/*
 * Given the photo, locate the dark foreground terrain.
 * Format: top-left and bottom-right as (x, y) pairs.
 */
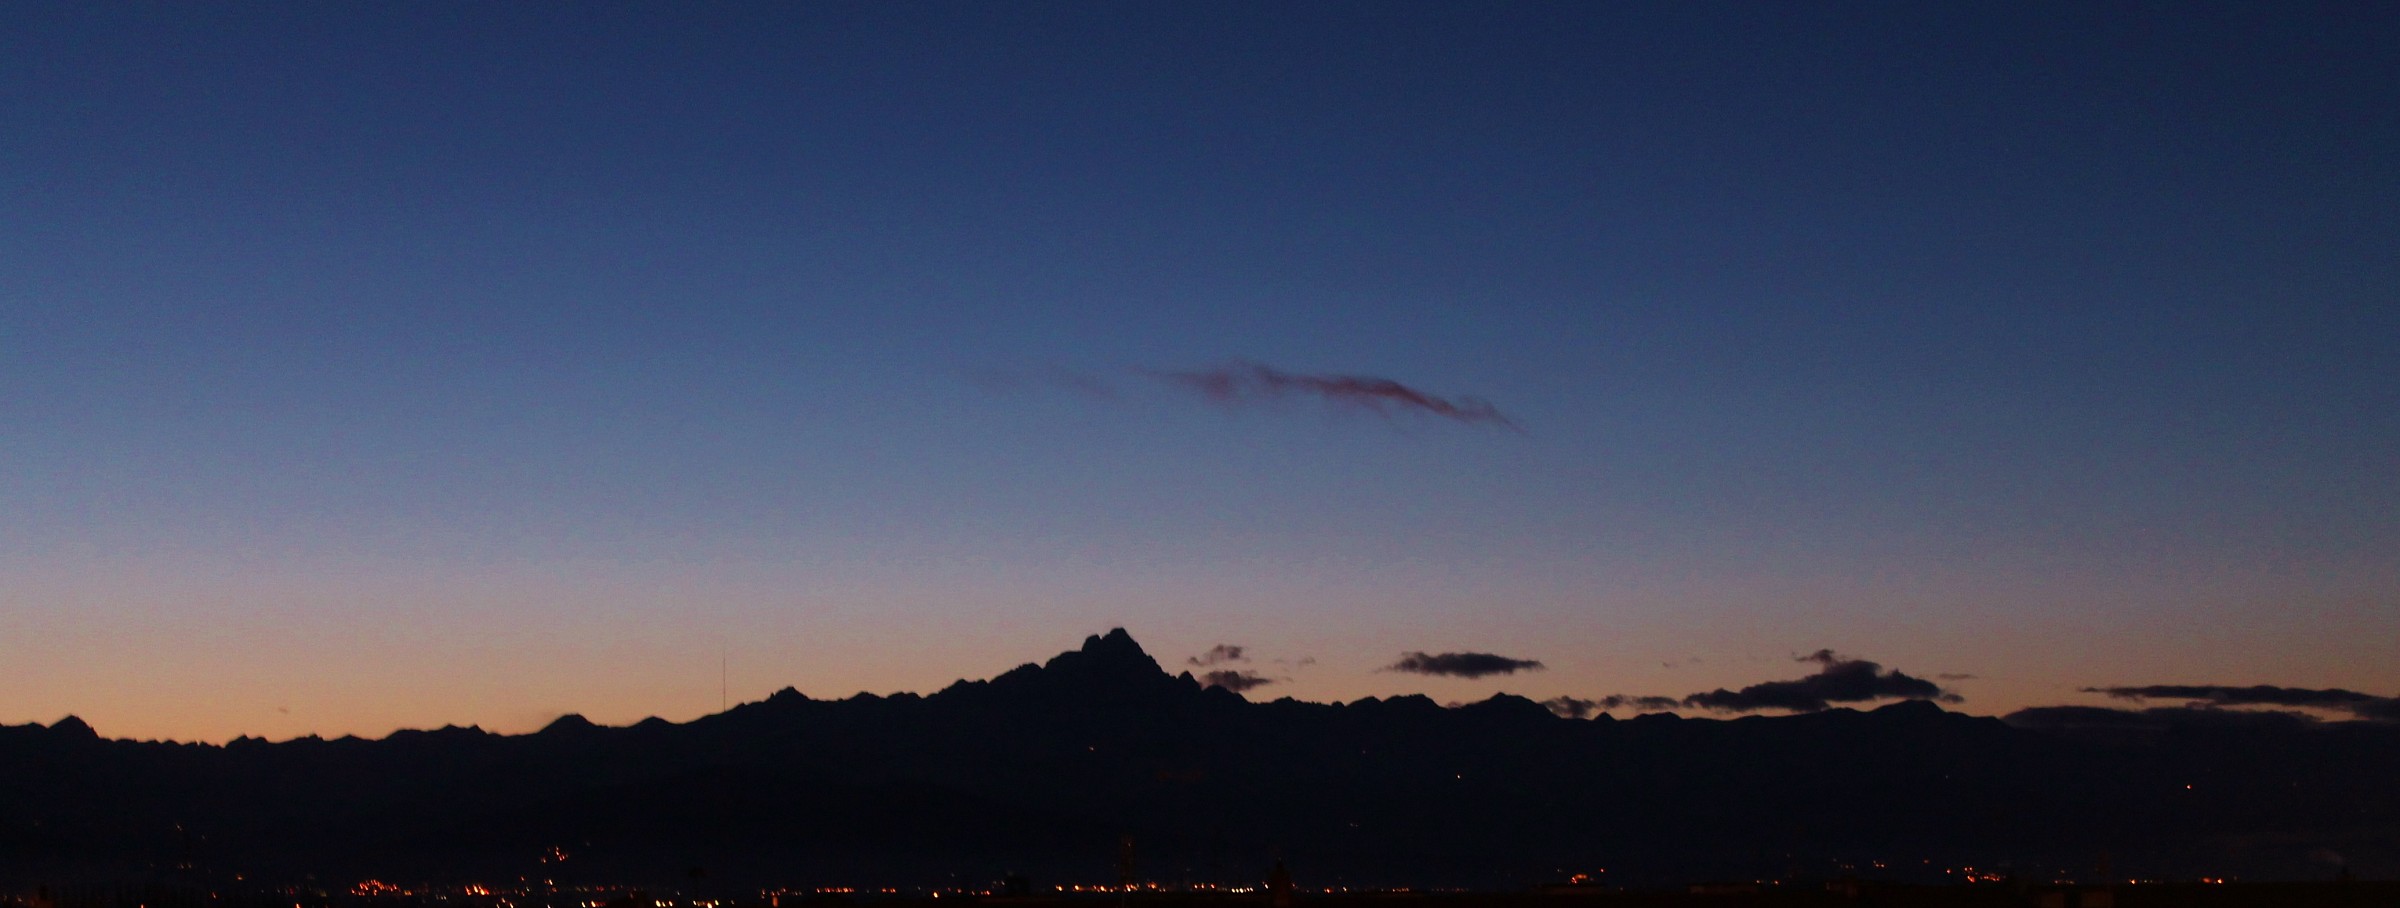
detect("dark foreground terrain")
(16, 885), (2400, 908)
(4, 631), (2397, 889)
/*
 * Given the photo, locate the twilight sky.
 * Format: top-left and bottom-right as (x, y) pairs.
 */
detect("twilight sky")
(4, 2), (2396, 743)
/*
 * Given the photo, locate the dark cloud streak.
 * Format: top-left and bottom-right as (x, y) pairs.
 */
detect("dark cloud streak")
(971, 360), (1517, 431)
(1158, 361), (1516, 428)
(1599, 694), (1685, 712)
(1384, 651), (1545, 679)
(2085, 684), (2400, 721)
(1188, 645), (1247, 667)
(1540, 696), (1598, 719)
(2004, 704), (2324, 733)
(2088, 684), (2382, 708)
(1199, 670), (1274, 693)
(1681, 650), (1956, 713)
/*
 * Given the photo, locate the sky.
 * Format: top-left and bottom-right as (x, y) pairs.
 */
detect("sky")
(4, 2), (2397, 743)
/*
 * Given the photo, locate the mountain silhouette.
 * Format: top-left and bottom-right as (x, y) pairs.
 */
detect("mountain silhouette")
(3, 630), (2397, 890)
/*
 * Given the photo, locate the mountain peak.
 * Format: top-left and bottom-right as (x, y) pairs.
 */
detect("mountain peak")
(973, 628), (1191, 705)
(49, 715), (96, 739)
(1080, 627), (1146, 659)
(1043, 627), (1164, 675)
(540, 713), (600, 735)
(1871, 698), (1949, 720)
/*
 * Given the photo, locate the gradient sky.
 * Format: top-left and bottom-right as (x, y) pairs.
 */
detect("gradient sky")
(5, 2), (2397, 743)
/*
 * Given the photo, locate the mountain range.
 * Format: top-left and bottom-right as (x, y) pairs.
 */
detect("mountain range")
(5, 630), (2396, 890)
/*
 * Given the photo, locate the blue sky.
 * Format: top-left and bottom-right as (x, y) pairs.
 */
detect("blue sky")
(4, 2), (2396, 741)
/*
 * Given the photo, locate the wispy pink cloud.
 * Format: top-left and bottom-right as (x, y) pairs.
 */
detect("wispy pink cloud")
(1156, 360), (1516, 428)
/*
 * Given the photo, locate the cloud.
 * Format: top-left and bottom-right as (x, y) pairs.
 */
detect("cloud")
(1597, 694), (1685, 712)
(2004, 704), (2322, 733)
(1384, 651), (1546, 679)
(1188, 645), (1247, 667)
(1199, 670), (1275, 693)
(2088, 684), (2378, 708)
(1680, 650), (1957, 713)
(1543, 695), (1690, 718)
(972, 360), (1517, 431)
(1999, 705), (2164, 732)
(1540, 696), (1599, 719)
(1156, 360), (1516, 428)
(2357, 698), (2400, 722)
(2083, 684), (2400, 721)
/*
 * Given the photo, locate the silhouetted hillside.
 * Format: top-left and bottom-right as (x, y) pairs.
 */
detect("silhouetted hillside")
(4, 630), (2396, 890)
